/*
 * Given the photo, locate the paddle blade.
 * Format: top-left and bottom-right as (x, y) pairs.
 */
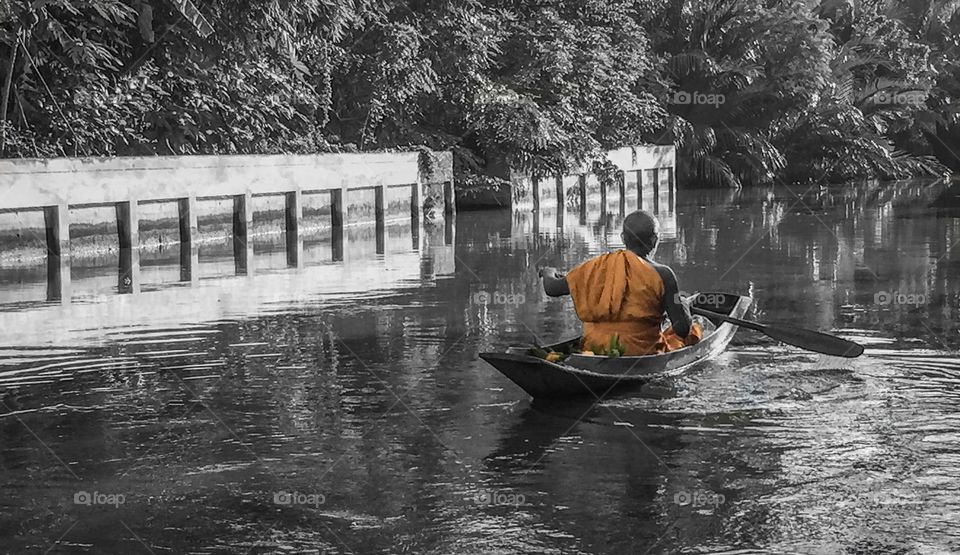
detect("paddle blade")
(763, 323), (864, 358)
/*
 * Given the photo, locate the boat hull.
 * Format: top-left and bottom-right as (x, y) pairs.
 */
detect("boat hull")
(479, 292), (751, 399)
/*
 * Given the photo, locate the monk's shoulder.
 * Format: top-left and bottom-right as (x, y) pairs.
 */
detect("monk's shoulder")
(571, 252), (610, 273)
(644, 259), (679, 291)
(566, 254), (599, 285)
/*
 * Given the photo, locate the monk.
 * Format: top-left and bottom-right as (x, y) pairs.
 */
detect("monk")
(539, 210), (702, 356)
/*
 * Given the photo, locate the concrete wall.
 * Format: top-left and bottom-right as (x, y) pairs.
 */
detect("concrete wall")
(460, 144), (676, 209)
(511, 145), (676, 213)
(0, 151), (452, 209)
(0, 150), (455, 303)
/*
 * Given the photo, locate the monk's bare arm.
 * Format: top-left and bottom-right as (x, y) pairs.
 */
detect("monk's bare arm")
(651, 263), (693, 338)
(539, 267), (570, 297)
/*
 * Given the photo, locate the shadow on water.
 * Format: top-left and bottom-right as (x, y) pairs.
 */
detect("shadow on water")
(484, 396), (691, 472)
(483, 399), (599, 472)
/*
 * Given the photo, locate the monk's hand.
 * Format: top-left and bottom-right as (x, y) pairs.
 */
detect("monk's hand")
(540, 267), (564, 280)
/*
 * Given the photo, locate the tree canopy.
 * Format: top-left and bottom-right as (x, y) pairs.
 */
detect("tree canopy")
(1, 0), (957, 187)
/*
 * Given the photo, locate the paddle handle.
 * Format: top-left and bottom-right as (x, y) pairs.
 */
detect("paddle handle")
(690, 306), (765, 332)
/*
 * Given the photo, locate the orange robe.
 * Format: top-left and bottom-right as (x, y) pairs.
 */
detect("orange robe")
(565, 250), (702, 356)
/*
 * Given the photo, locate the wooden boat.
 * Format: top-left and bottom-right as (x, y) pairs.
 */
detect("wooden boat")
(479, 292), (752, 399)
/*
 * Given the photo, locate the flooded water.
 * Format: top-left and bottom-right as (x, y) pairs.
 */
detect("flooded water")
(1, 181), (959, 554)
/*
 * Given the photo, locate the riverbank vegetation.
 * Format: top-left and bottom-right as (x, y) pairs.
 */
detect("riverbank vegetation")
(0, 0), (957, 187)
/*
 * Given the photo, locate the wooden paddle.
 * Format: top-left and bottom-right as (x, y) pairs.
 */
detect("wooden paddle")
(690, 307), (865, 358)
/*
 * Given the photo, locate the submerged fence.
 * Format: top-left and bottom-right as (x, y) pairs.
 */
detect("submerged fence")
(465, 145), (677, 220)
(519, 145), (676, 221)
(0, 151), (454, 302)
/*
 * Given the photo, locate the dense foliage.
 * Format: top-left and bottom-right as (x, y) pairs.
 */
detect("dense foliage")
(0, 0), (957, 187)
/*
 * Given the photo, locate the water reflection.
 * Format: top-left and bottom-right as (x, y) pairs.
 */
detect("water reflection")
(1, 180), (959, 554)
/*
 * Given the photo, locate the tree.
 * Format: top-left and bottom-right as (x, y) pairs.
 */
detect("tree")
(0, 0), (955, 186)
(645, 0), (821, 187)
(780, 0), (949, 182)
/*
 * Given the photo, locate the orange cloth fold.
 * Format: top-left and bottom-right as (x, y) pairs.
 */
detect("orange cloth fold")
(565, 250), (702, 356)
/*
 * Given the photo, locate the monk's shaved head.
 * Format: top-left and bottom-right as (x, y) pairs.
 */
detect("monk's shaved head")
(622, 210), (659, 256)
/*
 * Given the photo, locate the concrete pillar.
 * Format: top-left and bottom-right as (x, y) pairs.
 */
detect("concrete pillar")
(555, 175), (565, 228)
(410, 182), (421, 250)
(652, 168), (660, 214)
(285, 190), (302, 268)
(532, 203), (540, 238)
(636, 170), (644, 210)
(531, 177), (540, 212)
(443, 180), (454, 216)
(617, 170), (626, 216)
(43, 204), (70, 303)
(115, 200), (140, 294)
(330, 188), (344, 262)
(177, 196), (198, 283)
(444, 210), (454, 246)
(233, 192), (253, 275)
(599, 174), (607, 217)
(667, 167), (675, 213)
(578, 174), (587, 224)
(443, 180), (455, 245)
(374, 185), (385, 255)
